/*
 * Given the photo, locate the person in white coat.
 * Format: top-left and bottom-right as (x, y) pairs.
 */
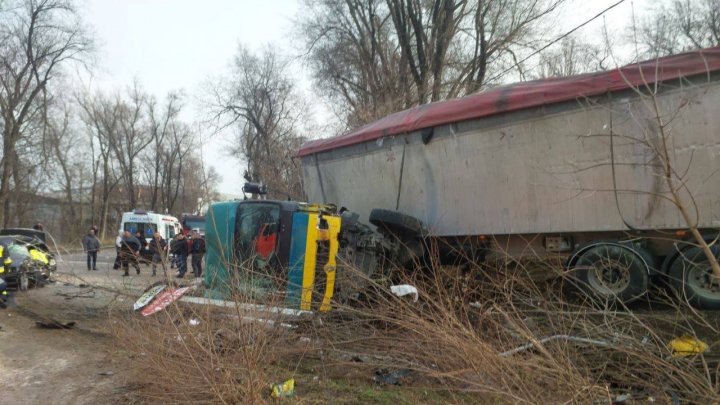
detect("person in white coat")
(112, 230), (123, 270)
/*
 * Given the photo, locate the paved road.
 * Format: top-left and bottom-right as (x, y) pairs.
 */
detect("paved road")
(55, 249), (181, 296)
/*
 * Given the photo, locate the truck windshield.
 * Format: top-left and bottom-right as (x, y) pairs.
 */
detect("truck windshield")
(234, 203), (280, 266)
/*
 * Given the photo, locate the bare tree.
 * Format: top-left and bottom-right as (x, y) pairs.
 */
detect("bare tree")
(533, 37), (610, 78)
(45, 99), (89, 240)
(300, 0), (410, 128)
(78, 91), (123, 239)
(0, 0), (92, 226)
(146, 92), (183, 211)
(638, 0), (720, 58)
(159, 120), (194, 212)
(109, 83), (153, 209)
(208, 46), (306, 200)
(299, 0), (566, 126)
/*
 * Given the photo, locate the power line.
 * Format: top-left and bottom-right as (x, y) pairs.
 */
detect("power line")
(485, 0), (627, 84)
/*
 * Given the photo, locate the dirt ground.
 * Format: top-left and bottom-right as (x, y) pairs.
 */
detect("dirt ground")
(0, 249), (167, 404)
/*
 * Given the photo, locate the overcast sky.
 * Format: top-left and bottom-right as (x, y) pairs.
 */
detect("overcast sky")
(78, 0), (648, 196)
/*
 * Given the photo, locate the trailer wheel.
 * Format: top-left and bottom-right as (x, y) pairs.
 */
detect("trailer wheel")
(572, 244), (649, 304)
(668, 245), (720, 309)
(369, 209), (425, 237)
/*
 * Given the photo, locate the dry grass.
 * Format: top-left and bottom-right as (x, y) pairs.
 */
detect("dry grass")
(112, 250), (720, 404)
(112, 284), (313, 404)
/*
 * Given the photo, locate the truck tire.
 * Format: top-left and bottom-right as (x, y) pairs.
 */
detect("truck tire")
(572, 244), (649, 304)
(369, 209), (425, 237)
(668, 245), (720, 309)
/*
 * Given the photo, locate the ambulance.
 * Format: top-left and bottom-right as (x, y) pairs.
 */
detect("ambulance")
(120, 210), (182, 257)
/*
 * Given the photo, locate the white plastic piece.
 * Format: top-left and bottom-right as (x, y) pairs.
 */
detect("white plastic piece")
(390, 284), (419, 302)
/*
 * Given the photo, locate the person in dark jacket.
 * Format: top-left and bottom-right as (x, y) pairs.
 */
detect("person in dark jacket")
(135, 230), (148, 264)
(149, 232), (167, 277)
(82, 228), (101, 271)
(120, 230), (141, 276)
(171, 233), (189, 278)
(190, 229), (206, 278)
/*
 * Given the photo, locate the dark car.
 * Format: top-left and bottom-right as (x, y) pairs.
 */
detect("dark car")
(0, 236), (46, 290)
(0, 228), (56, 273)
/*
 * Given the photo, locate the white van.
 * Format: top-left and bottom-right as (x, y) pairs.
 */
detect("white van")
(120, 210), (181, 253)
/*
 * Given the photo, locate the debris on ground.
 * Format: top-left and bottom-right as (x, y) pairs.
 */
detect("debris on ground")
(57, 290), (95, 300)
(189, 318), (200, 326)
(669, 335), (708, 357)
(373, 369), (412, 385)
(390, 284), (419, 302)
(35, 320), (76, 329)
(98, 371), (114, 376)
(140, 286), (191, 316)
(270, 378), (295, 398)
(133, 284), (166, 311)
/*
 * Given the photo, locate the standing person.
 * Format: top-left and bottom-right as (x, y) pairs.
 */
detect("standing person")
(149, 232), (167, 277)
(112, 230), (123, 270)
(190, 229), (206, 278)
(135, 230), (148, 265)
(120, 230), (141, 277)
(82, 228), (101, 271)
(171, 233), (189, 278)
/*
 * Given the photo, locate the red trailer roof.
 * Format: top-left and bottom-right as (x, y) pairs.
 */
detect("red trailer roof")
(298, 46), (720, 157)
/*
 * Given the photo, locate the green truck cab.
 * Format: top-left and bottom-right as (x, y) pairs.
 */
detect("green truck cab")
(204, 199), (344, 311)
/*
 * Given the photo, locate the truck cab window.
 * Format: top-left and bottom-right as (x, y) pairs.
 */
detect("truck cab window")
(234, 203), (280, 270)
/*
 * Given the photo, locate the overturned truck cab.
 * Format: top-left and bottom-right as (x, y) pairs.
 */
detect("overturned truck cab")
(204, 200), (403, 311)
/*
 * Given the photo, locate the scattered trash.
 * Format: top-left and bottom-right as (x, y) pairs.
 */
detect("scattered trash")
(350, 355), (363, 363)
(78, 284), (89, 288)
(270, 378), (295, 398)
(669, 335), (708, 357)
(390, 284), (418, 302)
(189, 318), (200, 326)
(98, 371), (114, 376)
(613, 393), (630, 403)
(373, 368), (411, 385)
(35, 320), (76, 329)
(299, 336), (311, 343)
